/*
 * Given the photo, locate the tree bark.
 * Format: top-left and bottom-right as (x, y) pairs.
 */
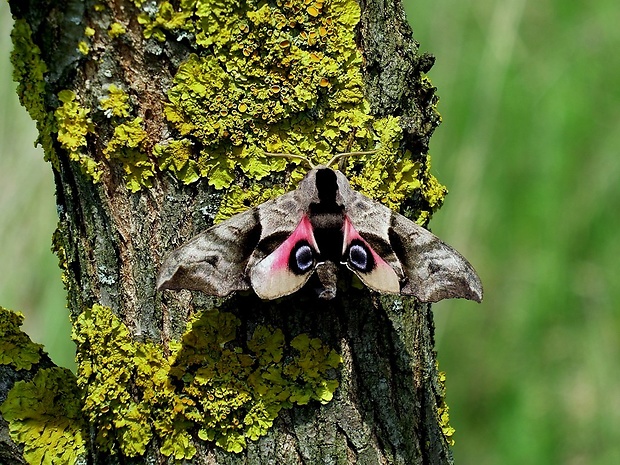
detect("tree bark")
(1, 0), (453, 463)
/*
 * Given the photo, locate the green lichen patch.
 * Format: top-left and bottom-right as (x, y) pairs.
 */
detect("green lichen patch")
(10, 19), (57, 165)
(77, 40), (90, 55)
(436, 367), (455, 446)
(154, 0), (370, 192)
(103, 117), (156, 192)
(10, 19), (48, 127)
(132, 0), (445, 220)
(108, 22), (127, 38)
(137, 2), (193, 42)
(344, 117), (419, 208)
(12, 0), (445, 221)
(284, 333), (342, 404)
(97, 88), (155, 192)
(172, 311), (342, 452)
(10, 19), (47, 120)
(333, 117), (447, 216)
(73, 304), (179, 457)
(55, 89), (102, 182)
(99, 84), (131, 118)
(213, 182), (286, 223)
(0, 307), (44, 370)
(73, 304), (342, 457)
(78, 25), (96, 55)
(155, 138), (201, 184)
(415, 156), (448, 224)
(0, 367), (88, 464)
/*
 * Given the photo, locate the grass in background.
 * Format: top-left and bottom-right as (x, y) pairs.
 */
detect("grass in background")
(1, 0), (619, 463)
(404, 0), (620, 464)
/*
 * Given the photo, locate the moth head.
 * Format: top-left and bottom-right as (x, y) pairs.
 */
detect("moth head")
(262, 150), (377, 204)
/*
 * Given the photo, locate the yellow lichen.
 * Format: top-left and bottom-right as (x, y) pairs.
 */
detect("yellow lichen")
(143, 0), (369, 191)
(213, 182), (286, 223)
(155, 138), (201, 184)
(12, 1), (445, 218)
(108, 22), (127, 38)
(55, 89), (101, 182)
(436, 367), (455, 446)
(133, 0), (445, 218)
(103, 117), (155, 192)
(73, 304), (342, 456)
(10, 19), (57, 166)
(137, 1), (193, 42)
(0, 367), (88, 464)
(160, 0), (368, 171)
(0, 307), (43, 370)
(77, 40), (90, 55)
(100, 84), (131, 118)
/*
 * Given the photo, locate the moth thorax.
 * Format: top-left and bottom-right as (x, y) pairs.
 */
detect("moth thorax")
(315, 168), (338, 203)
(309, 210), (344, 230)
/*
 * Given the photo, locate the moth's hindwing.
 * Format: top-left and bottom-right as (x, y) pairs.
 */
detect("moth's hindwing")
(341, 216), (401, 294)
(250, 215), (319, 300)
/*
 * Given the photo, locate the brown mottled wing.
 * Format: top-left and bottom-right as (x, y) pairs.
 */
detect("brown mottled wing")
(157, 189), (309, 298)
(388, 214), (483, 302)
(157, 208), (262, 296)
(339, 178), (482, 302)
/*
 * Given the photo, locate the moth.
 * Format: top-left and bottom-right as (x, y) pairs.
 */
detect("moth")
(157, 154), (483, 303)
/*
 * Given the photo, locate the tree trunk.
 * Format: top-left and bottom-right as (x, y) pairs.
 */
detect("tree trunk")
(1, 0), (454, 463)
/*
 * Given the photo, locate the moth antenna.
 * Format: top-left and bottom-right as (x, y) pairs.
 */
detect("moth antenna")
(263, 152), (315, 169)
(326, 150), (378, 169)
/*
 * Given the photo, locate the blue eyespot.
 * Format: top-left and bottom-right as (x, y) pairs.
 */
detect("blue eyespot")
(349, 243), (368, 270)
(294, 243), (314, 272)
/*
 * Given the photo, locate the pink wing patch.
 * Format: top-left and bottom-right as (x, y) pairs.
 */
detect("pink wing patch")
(250, 215), (319, 299)
(342, 217), (401, 293)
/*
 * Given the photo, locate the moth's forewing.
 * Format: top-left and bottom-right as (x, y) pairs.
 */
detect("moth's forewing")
(157, 208), (261, 296)
(389, 214), (483, 302)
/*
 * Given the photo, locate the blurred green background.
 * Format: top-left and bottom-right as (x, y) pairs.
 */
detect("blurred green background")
(1, 0), (618, 463)
(0, 2), (73, 369)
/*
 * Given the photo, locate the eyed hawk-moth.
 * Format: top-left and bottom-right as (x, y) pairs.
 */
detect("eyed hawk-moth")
(157, 158), (482, 303)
